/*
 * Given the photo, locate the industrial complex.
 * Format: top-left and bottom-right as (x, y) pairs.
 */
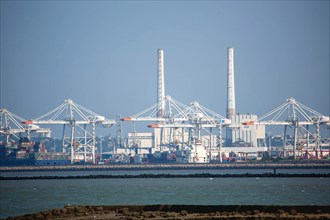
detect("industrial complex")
(1, 48), (329, 165)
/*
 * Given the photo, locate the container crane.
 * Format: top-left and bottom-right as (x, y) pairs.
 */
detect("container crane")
(148, 101), (231, 162)
(121, 95), (189, 147)
(121, 95), (231, 162)
(23, 99), (115, 164)
(242, 98), (329, 159)
(0, 109), (50, 143)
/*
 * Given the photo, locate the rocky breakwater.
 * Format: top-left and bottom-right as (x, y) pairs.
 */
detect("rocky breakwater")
(5, 205), (330, 220)
(1, 172), (330, 180)
(1, 160), (330, 172)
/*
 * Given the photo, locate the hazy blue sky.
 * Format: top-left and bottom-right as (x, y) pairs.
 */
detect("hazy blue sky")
(1, 1), (329, 134)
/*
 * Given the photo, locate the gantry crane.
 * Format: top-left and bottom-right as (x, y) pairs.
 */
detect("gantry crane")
(121, 95), (189, 146)
(23, 99), (115, 164)
(0, 109), (50, 143)
(243, 98), (329, 159)
(148, 100), (231, 162)
(121, 95), (231, 162)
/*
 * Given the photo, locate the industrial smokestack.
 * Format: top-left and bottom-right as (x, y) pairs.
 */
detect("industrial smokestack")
(157, 49), (165, 117)
(226, 47), (236, 120)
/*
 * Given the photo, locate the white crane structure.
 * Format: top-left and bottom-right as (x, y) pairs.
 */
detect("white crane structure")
(0, 109), (50, 143)
(122, 95), (231, 162)
(149, 100), (231, 162)
(121, 95), (189, 145)
(149, 101), (231, 142)
(23, 99), (115, 164)
(249, 98), (330, 159)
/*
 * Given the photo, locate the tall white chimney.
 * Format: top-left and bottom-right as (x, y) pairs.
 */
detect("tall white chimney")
(157, 49), (165, 117)
(226, 47), (236, 120)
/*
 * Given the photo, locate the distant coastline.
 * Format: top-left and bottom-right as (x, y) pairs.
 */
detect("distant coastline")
(1, 173), (330, 180)
(1, 161), (329, 172)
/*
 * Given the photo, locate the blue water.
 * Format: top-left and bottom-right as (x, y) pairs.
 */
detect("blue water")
(0, 176), (329, 218)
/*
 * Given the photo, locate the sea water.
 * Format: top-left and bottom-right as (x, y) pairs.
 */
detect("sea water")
(0, 176), (329, 218)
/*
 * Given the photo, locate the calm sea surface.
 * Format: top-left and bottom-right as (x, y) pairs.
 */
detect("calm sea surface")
(0, 169), (329, 218)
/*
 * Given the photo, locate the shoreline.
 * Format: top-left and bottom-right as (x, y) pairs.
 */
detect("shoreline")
(1, 173), (330, 180)
(1, 161), (330, 172)
(5, 205), (330, 220)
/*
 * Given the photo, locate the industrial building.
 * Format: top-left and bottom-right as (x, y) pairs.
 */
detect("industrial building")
(127, 132), (154, 149)
(226, 114), (266, 147)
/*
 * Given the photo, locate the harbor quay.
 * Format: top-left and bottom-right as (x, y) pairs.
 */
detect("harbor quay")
(1, 161), (329, 172)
